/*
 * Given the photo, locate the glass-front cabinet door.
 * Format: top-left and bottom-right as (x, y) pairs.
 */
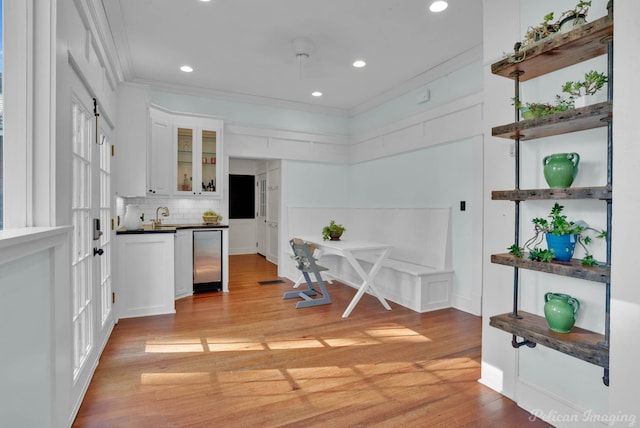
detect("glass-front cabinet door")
(177, 127), (194, 193)
(174, 117), (223, 197)
(200, 129), (218, 193)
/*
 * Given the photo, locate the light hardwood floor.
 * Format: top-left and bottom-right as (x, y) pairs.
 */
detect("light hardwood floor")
(73, 254), (548, 427)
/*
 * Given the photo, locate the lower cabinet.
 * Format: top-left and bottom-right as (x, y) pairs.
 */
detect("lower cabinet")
(115, 233), (175, 319)
(174, 230), (193, 299)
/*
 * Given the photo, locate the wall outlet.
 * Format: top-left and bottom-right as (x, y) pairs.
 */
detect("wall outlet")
(460, 201), (466, 211)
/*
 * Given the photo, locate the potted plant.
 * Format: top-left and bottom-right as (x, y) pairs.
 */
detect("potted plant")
(322, 220), (346, 241)
(522, 12), (558, 47)
(203, 209), (221, 225)
(508, 203), (606, 266)
(512, 96), (574, 120)
(557, 0), (591, 33)
(562, 70), (608, 107)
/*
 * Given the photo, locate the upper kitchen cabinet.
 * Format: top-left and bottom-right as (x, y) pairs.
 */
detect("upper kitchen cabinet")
(115, 84), (150, 197)
(149, 106), (224, 198)
(175, 117), (223, 197)
(148, 107), (174, 196)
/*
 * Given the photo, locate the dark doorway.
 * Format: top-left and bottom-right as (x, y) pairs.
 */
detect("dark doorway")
(229, 174), (255, 219)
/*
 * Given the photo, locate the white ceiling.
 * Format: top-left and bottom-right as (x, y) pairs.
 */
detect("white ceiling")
(102, 0), (483, 115)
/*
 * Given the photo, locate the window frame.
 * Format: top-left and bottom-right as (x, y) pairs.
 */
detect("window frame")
(3, 0), (55, 229)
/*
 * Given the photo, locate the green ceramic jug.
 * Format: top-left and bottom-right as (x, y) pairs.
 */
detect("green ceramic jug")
(544, 292), (580, 333)
(543, 152), (580, 188)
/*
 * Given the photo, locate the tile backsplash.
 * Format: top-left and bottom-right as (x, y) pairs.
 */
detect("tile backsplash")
(117, 197), (224, 227)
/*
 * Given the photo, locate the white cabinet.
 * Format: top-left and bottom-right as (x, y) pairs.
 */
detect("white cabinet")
(147, 106), (224, 198)
(148, 107), (174, 195)
(115, 93), (224, 198)
(174, 115), (224, 197)
(174, 229), (193, 299)
(115, 233), (175, 318)
(115, 84), (149, 197)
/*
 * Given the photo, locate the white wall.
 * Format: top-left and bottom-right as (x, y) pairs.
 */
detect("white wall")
(0, 227), (72, 428)
(609, 0), (640, 421)
(350, 59), (483, 134)
(284, 137), (480, 314)
(1, 251), (52, 427)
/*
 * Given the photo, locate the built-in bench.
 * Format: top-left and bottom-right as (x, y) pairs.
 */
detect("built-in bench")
(287, 207), (453, 312)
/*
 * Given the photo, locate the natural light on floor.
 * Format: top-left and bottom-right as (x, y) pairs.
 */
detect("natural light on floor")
(144, 324), (431, 353)
(139, 358), (480, 396)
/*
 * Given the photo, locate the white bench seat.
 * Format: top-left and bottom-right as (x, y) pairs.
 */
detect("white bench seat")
(353, 254), (453, 313)
(288, 207), (454, 313)
(356, 253), (452, 276)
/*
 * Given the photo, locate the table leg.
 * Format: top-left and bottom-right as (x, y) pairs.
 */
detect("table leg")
(341, 248), (392, 318)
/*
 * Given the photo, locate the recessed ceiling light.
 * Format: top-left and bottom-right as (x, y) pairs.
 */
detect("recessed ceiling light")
(429, 1), (448, 13)
(312, 91), (323, 97)
(353, 60), (366, 68)
(180, 65), (194, 73)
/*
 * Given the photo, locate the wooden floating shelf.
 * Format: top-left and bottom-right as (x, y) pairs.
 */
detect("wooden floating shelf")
(492, 102), (612, 141)
(491, 15), (613, 81)
(492, 186), (612, 201)
(491, 253), (610, 283)
(490, 311), (609, 368)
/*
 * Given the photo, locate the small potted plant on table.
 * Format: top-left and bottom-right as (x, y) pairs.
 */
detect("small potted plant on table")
(322, 220), (346, 241)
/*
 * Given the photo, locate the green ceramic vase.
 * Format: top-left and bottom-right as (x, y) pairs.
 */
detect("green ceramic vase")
(543, 152), (580, 188)
(544, 292), (580, 333)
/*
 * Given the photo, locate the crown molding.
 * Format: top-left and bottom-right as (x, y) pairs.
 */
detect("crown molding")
(98, 0), (133, 81)
(132, 78), (352, 118)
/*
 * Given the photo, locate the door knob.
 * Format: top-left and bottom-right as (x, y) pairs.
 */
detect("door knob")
(93, 248), (104, 256)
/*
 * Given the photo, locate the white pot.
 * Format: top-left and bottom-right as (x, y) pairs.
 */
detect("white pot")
(123, 205), (143, 230)
(574, 92), (608, 108)
(559, 15), (586, 33)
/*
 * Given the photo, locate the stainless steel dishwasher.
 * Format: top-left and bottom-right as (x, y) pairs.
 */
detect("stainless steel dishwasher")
(193, 229), (223, 293)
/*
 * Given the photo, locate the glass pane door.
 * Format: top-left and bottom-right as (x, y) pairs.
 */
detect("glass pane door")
(201, 129), (217, 193)
(177, 127), (193, 193)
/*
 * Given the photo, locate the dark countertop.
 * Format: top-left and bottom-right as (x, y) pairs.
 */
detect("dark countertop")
(116, 223), (229, 235)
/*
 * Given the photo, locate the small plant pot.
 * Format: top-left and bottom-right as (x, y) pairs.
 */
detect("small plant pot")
(573, 92), (607, 108)
(545, 233), (578, 261)
(520, 108), (535, 120)
(329, 231), (343, 241)
(558, 14), (586, 33)
(203, 215), (219, 225)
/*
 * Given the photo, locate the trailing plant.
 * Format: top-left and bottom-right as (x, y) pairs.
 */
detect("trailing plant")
(322, 220), (346, 241)
(508, 203), (606, 266)
(562, 70), (608, 98)
(519, 1), (591, 48)
(557, 0), (591, 23)
(522, 12), (558, 47)
(512, 96), (574, 119)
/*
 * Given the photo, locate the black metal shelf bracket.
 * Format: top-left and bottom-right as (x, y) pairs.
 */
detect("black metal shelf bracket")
(512, 335), (536, 349)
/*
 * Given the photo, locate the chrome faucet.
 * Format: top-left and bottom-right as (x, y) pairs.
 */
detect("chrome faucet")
(152, 206), (170, 229)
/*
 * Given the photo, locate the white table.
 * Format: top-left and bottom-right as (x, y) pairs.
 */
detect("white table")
(297, 236), (393, 318)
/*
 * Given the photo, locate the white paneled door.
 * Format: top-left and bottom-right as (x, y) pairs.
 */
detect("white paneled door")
(70, 83), (113, 384)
